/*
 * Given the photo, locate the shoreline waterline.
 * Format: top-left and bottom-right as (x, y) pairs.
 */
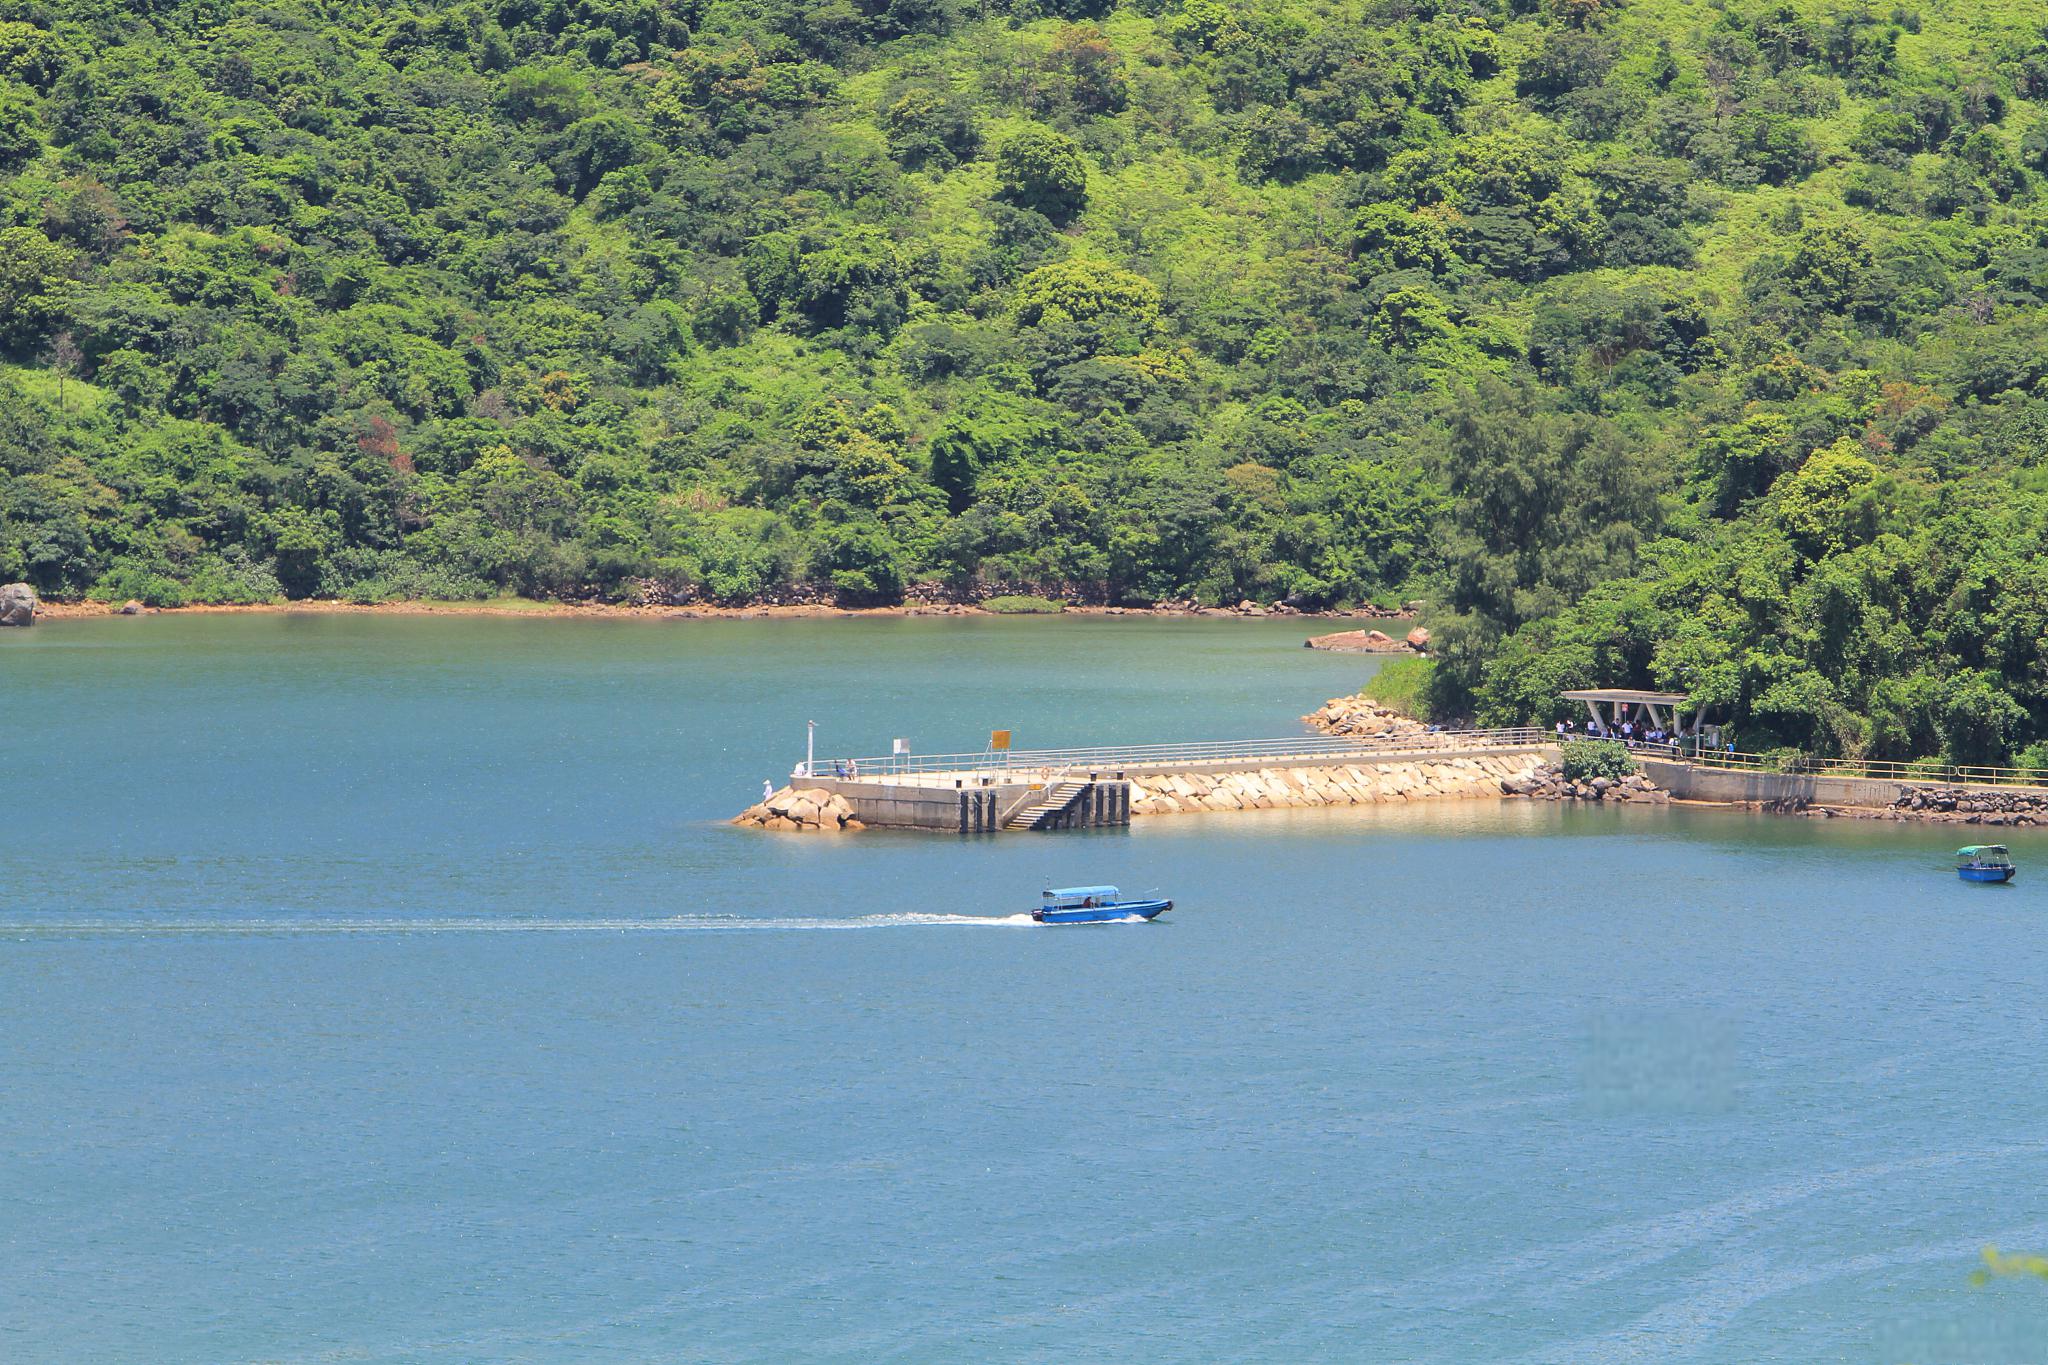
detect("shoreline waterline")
(23, 597), (1410, 623)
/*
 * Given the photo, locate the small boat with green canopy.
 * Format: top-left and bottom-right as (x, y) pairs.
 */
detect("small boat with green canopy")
(1956, 846), (2016, 883)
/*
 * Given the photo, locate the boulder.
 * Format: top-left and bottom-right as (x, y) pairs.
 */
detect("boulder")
(1405, 626), (1431, 650)
(1304, 629), (1409, 653)
(0, 582), (35, 627)
(119, 600), (147, 615)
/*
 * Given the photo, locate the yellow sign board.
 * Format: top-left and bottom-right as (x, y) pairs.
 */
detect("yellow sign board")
(990, 729), (1012, 751)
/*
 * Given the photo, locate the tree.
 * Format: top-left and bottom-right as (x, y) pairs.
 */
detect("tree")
(808, 519), (904, 604)
(882, 88), (978, 169)
(1939, 671), (2027, 765)
(0, 80), (40, 171)
(993, 125), (1089, 224)
(1011, 257), (1160, 332)
(1765, 441), (1885, 561)
(1351, 204), (1456, 279)
(0, 228), (71, 352)
(1430, 379), (1666, 710)
(1786, 223), (1874, 312)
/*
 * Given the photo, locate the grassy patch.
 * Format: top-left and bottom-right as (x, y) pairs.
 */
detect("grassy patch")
(981, 594), (1066, 614)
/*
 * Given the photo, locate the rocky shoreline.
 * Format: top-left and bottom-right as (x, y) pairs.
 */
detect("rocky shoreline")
(1769, 785), (2048, 824)
(1501, 759), (1670, 804)
(29, 597), (1411, 623)
(1301, 695), (1431, 741)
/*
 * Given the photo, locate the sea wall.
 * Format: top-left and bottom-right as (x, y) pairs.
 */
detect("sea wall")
(1637, 758), (2048, 822)
(1637, 758), (1904, 809)
(743, 777), (1039, 832)
(1127, 752), (1548, 816)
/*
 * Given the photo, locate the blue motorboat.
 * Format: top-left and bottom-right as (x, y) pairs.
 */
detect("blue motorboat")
(1033, 885), (1172, 924)
(1957, 845), (2017, 883)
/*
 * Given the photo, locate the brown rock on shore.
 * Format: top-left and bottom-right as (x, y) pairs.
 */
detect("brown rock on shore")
(1304, 628), (1414, 653)
(1303, 694), (1430, 741)
(1306, 624), (1430, 653)
(733, 787), (865, 832)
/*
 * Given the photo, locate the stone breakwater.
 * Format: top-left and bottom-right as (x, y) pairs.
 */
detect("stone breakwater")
(1890, 785), (2048, 823)
(1128, 754), (1546, 816)
(1302, 695), (1428, 740)
(1502, 760), (1670, 804)
(734, 787), (867, 833)
(1790, 784), (2048, 824)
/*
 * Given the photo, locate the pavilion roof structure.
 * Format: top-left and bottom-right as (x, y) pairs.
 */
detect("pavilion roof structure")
(1560, 688), (1690, 707)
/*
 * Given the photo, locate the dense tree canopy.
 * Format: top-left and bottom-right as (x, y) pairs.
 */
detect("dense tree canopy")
(6, 0), (2048, 763)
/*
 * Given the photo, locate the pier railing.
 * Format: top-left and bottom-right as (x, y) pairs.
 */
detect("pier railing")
(808, 726), (1555, 782)
(1564, 733), (2048, 790)
(1675, 746), (2048, 790)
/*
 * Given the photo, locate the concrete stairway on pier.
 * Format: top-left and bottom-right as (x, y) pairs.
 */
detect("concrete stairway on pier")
(1006, 780), (1089, 830)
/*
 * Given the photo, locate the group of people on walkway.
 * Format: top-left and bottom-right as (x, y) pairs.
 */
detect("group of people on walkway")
(1554, 718), (1679, 750)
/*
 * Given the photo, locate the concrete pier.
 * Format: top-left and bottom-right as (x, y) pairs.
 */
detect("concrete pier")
(737, 730), (1559, 833)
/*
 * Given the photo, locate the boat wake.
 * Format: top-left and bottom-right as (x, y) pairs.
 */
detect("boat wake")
(1, 911), (1047, 936)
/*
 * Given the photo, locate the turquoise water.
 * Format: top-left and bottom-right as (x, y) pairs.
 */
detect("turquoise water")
(5, 615), (2048, 1362)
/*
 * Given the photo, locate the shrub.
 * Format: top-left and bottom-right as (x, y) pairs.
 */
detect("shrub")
(1361, 657), (1433, 720)
(1561, 739), (1635, 783)
(981, 594), (1065, 613)
(87, 563), (189, 608)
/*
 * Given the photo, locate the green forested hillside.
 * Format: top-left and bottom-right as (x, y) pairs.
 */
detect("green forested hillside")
(5, 0), (2048, 760)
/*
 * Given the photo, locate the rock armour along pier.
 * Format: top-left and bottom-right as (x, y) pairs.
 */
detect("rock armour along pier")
(1126, 753), (1545, 816)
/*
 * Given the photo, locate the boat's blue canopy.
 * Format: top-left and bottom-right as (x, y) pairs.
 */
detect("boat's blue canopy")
(1044, 885), (1119, 904)
(1957, 845), (2010, 856)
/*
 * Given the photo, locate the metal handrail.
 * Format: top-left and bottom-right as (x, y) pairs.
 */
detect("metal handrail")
(809, 726), (1556, 780)
(995, 765), (1077, 825)
(1667, 746), (2048, 790)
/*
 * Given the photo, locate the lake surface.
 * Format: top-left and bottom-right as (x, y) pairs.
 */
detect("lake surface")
(5, 614), (2048, 1363)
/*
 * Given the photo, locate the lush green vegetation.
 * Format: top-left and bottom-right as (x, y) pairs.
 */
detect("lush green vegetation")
(981, 592), (1065, 612)
(6, 0), (2048, 760)
(1560, 737), (1635, 782)
(1360, 655), (1435, 720)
